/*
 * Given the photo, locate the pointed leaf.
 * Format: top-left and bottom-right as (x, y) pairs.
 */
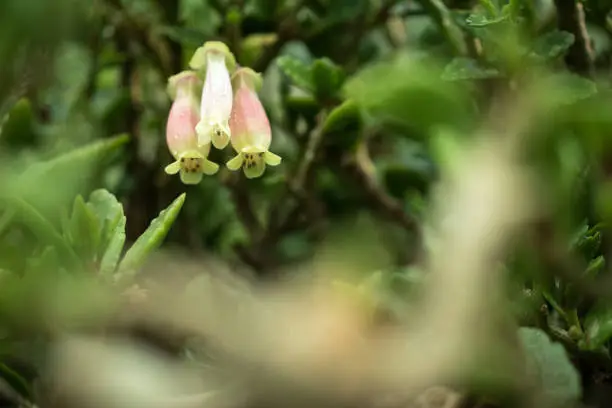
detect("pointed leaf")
(87, 189), (126, 277)
(8, 134), (129, 214)
(21, 133), (129, 182)
(117, 193), (186, 280)
(68, 195), (101, 264)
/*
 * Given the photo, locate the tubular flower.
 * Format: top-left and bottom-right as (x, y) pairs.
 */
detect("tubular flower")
(164, 71), (219, 185)
(226, 67), (281, 179)
(190, 41), (236, 150)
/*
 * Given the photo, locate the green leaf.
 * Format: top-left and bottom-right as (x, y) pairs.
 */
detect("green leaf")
(87, 189), (126, 277)
(67, 195), (101, 264)
(344, 53), (475, 136)
(322, 99), (360, 133)
(465, 11), (509, 27)
(6, 197), (80, 269)
(442, 57), (502, 81)
(117, 193), (186, 281)
(8, 134), (129, 215)
(544, 73), (597, 106)
(583, 304), (612, 350)
(531, 30), (575, 60)
(310, 57), (345, 100)
(519, 327), (581, 405)
(21, 133), (129, 182)
(276, 55), (314, 92)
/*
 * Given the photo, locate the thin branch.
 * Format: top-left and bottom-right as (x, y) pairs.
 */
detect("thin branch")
(348, 141), (420, 237)
(554, 0), (594, 78)
(269, 111), (327, 234)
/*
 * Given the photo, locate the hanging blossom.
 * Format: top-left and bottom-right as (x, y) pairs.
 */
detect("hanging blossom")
(164, 71), (219, 185)
(189, 41), (236, 150)
(226, 67), (281, 179)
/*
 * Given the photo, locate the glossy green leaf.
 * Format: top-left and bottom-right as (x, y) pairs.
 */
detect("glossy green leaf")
(519, 327), (581, 405)
(276, 55), (314, 92)
(117, 193), (186, 280)
(442, 57), (502, 81)
(87, 189), (126, 277)
(531, 31), (575, 60)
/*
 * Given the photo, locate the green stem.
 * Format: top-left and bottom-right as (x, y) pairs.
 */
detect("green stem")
(542, 290), (568, 322)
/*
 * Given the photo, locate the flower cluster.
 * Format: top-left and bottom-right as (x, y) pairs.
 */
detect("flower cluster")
(164, 41), (281, 185)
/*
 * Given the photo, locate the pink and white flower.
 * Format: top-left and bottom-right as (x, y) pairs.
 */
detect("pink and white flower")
(226, 67), (281, 179)
(190, 41), (236, 150)
(164, 71), (219, 185)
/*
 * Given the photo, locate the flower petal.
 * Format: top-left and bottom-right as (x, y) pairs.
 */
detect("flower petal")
(226, 154), (244, 171)
(264, 151), (282, 166)
(164, 161), (181, 175)
(201, 158), (220, 175)
(243, 159), (266, 179)
(189, 41), (236, 73)
(211, 121), (230, 149)
(180, 171), (203, 185)
(196, 121), (213, 146)
(200, 53), (232, 127)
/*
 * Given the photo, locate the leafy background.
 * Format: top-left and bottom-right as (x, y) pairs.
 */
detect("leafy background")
(3, 0), (612, 407)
